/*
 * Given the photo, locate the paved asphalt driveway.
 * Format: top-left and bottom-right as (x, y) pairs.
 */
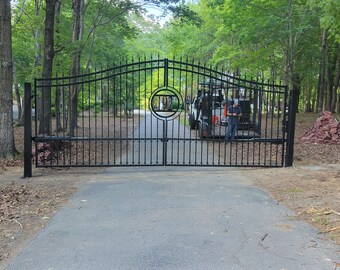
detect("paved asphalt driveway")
(7, 168), (339, 270)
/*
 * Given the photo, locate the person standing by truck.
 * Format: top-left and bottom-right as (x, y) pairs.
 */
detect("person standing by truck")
(225, 99), (242, 141)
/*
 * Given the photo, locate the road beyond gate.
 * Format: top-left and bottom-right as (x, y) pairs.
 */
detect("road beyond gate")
(8, 168), (339, 270)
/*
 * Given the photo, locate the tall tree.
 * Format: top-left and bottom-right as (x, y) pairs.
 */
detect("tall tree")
(308, 0), (340, 113)
(68, 0), (85, 137)
(39, 0), (58, 135)
(12, 0), (43, 126)
(0, 0), (17, 158)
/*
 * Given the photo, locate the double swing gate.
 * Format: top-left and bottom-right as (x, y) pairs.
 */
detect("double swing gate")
(24, 57), (299, 175)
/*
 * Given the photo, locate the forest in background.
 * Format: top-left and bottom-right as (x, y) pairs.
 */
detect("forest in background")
(1, 0), (340, 158)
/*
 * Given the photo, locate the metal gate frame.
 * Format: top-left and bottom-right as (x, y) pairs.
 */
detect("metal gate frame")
(23, 58), (299, 177)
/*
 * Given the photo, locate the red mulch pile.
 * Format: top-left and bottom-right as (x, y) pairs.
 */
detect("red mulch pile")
(300, 111), (340, 144)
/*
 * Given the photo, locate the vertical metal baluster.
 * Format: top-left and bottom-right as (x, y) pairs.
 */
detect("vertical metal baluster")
(205, 64), (209, 165)
(177, 58), (182, 165)
(246, 82), (252, 166)
(253, 78), (259, 166)
(87, 73), (91, 166)
(194, 59), (200, 165)
(197, 60), (203, 165)
(275, 85), (280, 166)
(240, 77), (247, 166)
(266, 85), (270, 166)
(34, 79), (38, 167)
(163, 120), (167, 165)
(118, 61), (122, 164)
(257, 78), (264, 166)
(155, 56), (160, 164)
(94, 68), (98, 165)
(277, 84), (281, 166)
(74, 76), (79, 166)
(81, 73), (84, 165)
(137, 57), (141, 165)
(170, 118), (174, 165)
(66, 77), (70, 166)
(158, 58), (162, 165)
(188, 57), (194, 165)
(54, 76), (58, 166)
(96, 66), (104, 166)
(229, 72), (236, 166)
(125, 59), (128, 165)
(182, 57), (188, 165)
(144, 56), (147, 165)
(171, 58), (175, 165)
(209, 66), (216, 165)
(113, 69), (117, 165)
(68, 77), (72, 166)
(263, 80), (274, 165)
(270, 84), (275, 166)
(100, 68), (104, 165)
(278, 87), (283, 166)
(278, 86), (282, 166)
(107, 72), (110, 165)
(274, 87), (279, 166)
(282, 82), (288, 166)
(223, 76), (228, 166)
(149, 59), (154, 165)
(61, 74), (66, 166)
(274, 84), (278, 166)
(41, 80), (45, 167)
(269, 81), (274, 166)
(131, 58), (135, 165)
(217, 65), (222, 165)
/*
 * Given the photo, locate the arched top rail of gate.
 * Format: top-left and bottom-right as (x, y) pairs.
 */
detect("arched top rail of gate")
(34, 57), (287, 94)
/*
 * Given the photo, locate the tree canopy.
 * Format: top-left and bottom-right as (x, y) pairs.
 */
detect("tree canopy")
(7, 0), (340, 115)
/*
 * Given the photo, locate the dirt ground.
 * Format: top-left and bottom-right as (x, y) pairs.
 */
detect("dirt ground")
(0, 113), (339, 269)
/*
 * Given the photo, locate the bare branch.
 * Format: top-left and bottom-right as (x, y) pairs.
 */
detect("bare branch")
(81, 2), (133, 51)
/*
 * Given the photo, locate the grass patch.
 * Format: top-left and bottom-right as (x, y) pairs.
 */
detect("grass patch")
(283, 187), (303, 194)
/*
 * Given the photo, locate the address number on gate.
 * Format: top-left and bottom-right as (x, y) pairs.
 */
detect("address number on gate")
(149, 87), (183, 120)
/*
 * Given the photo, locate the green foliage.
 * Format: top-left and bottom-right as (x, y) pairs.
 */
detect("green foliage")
(12, 0), (44, 83)
(308, 0), (340, 42)
(10, 0), (340, 114)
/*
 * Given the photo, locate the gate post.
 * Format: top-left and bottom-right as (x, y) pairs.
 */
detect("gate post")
(285, 88), (299, 167)
(23, 83), (32, 178)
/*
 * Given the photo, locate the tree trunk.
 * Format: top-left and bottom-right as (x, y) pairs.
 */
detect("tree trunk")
(55, 0), (63, 131)
(34, 1), (43, 123)
(305, 81), (312, 113)
(14, 83), (23, 123)
(69, 0), (84, 137)
(325, 42), (338, 112)
(282, 0), (296, 93)
(0, 0), (17, 159)
(331, 44), (340, 113)
(317, 29), (327, 113)
(284, 0), (294, 90)
(39, 0), (58, 135)
(13, 62), (23, 125)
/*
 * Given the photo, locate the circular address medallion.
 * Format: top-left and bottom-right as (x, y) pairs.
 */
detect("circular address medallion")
(149, 87), (183, 120)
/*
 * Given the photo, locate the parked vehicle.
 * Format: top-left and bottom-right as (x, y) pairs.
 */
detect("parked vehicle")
(188, 83), (261, 139)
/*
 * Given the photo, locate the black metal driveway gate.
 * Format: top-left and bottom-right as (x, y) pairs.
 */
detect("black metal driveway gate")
(24, 58), (299, 176)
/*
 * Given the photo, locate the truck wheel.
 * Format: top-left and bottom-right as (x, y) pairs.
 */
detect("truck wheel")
(189, 114), (197, 129)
